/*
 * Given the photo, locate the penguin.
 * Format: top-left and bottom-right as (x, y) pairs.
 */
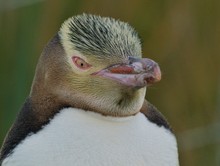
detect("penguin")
(0, 14), (179, 166)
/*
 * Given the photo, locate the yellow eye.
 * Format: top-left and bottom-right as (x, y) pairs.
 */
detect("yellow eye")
(72, 56), (91, 70)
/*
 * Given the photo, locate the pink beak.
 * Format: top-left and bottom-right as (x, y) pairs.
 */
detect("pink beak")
(92, 57), (161, 88)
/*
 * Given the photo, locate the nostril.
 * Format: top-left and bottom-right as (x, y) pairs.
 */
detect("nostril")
(146, 64), (153, 71)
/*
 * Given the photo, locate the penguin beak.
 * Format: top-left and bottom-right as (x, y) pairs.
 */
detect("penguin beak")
(92, 57), (161, 88)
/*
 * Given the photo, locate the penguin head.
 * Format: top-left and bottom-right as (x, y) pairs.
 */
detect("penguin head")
(31, 14), (161, 117)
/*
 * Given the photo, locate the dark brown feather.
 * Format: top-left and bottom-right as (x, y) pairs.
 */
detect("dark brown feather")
(140, 99), (172, 131)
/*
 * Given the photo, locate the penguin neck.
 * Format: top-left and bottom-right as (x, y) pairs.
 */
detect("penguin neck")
(30, 84), (71, 123)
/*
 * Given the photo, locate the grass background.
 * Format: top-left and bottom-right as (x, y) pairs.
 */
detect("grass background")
(0, 0), (220, 165)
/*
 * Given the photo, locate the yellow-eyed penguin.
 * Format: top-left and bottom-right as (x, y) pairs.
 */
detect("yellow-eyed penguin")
(0, 14), (179, 166)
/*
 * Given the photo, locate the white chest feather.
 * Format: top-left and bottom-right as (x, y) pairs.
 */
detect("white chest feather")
(3, 108), (179, 166)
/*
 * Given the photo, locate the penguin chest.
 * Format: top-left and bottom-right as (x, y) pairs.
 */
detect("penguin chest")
(3, 108), (179, 166)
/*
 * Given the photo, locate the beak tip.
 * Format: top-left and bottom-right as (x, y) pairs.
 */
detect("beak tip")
(144, 64), (161, 85)
(154, 66), (162, 82)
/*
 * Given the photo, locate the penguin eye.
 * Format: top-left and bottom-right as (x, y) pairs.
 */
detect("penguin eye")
(72, 56), (91, 70)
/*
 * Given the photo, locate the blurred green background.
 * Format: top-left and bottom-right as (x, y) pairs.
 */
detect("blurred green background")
(0, 0), (220, 165)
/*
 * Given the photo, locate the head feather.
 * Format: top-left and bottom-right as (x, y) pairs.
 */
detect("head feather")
(59, 14), (142, 58)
